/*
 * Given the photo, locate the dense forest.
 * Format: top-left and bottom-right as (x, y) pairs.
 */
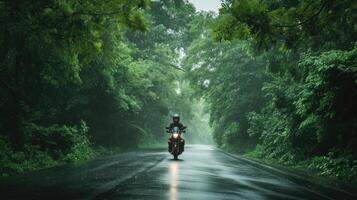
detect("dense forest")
(0, 0), (356, 182)
(0, 0), (211, 175)
(184, 0), (357, 181)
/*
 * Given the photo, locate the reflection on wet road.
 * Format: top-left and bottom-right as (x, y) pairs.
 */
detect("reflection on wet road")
(169, 161), (178, 200)
(1, 145), (356, 200)
(92, 145), (355, 200)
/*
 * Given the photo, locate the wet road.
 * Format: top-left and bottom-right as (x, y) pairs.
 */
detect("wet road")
(1, 145), (356, 200)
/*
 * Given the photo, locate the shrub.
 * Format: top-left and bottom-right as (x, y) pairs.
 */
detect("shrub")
(0, 121), (95, 176)
(309, 153), (357, 182)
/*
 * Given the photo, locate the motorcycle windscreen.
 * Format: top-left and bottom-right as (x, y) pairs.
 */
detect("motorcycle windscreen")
(172, 127), (180, 133)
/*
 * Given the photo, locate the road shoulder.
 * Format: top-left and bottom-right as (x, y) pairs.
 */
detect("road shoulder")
(215, 147), (357, 200)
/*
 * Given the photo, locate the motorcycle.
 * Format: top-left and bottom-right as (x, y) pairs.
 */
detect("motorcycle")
(166, 126), (186, 160)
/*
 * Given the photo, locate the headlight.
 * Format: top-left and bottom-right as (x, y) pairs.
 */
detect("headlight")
(173, 133), (179, 138)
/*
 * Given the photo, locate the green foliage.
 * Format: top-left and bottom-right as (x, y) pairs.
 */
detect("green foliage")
(185, 14), (267, 151)
(0, 0), (206, 176)
(245, 144), (264, 158)
(24, 122), (87, 155)
(213, 0), (356, 50)
(0, 121), (94, 176)
(185, 0), (357, 182)
(245, 48), (357, 168)
(0, 136), (57, 176)
(0, 0), (151, 148)
(295, 48), (357, 153)
(309, 153), (357, 182)
(222, 122), (239, 147)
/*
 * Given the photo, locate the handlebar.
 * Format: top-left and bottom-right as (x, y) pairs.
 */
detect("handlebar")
(166, 127), (187, 133)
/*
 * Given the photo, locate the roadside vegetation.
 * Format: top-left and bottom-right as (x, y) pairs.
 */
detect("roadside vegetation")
(0, 0), (211, 176)
(184, 0), (357, 182)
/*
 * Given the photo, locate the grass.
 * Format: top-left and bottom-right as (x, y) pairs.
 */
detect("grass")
(242, 145), (357, 183)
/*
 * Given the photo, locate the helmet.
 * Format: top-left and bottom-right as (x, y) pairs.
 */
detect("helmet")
(173, 114), (180, 123)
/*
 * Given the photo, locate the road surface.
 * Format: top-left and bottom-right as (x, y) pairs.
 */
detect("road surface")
(1, 145), (356, 200)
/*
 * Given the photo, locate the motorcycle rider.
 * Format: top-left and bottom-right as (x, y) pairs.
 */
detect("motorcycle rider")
(170, 114), (184, 130)
(167, 114), (186, 152)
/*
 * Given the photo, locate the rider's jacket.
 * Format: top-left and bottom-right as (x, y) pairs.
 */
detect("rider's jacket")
(169, 122), (184, 130)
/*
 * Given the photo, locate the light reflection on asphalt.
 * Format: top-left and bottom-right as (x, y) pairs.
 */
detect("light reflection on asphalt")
(169, 161), (178, 200)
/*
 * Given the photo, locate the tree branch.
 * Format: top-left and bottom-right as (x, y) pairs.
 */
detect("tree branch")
(167, 63), (185, 72)
(71, 10), (124, 17)
(273, 1), (327, 28)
